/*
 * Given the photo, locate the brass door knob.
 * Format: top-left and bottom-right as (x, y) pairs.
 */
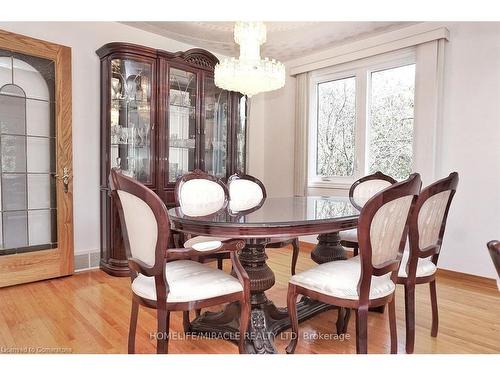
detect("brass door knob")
(54, 167), (72, 193)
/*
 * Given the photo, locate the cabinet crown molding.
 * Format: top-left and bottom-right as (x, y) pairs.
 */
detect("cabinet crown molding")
(96, 42), (219, 71)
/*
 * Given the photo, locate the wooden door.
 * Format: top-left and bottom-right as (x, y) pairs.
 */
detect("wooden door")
(0, 30), (73, 287)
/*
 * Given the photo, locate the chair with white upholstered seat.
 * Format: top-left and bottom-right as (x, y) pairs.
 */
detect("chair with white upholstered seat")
(286, 173), (421, 354)
(397, 172), (459, 354)
(110, 168), (250, 354)
(174, 169), (232, 270)
(228, 172), (300, 275)
(340, 171), (397, 256)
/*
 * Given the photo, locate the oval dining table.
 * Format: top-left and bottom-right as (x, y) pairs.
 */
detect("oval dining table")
(168, 196), (360, 354)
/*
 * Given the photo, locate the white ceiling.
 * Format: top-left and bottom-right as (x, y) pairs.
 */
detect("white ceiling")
(121, 22), (413, 62)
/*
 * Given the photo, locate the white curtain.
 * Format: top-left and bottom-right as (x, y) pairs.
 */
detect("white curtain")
(413, 39), (446, 185)
(293, 72), (309, 196)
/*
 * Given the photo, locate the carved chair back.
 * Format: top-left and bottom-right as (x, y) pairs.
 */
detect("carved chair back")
(227, 172), (266, 212)
(174, 169), (229, 216)
(357, 173), (421, 303)
(404, 173), (459, 280)
(349, 171), (397, 211)
(110, 169), (170, 283)
(487, 240), (500, 277)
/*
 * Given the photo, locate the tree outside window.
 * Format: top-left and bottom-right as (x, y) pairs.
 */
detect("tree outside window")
(368, 64), (415, 180)
(316, 77), (356, 177)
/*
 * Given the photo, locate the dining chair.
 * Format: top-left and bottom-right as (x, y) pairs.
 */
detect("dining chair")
(286, 173), (421, 354)
(340, 171), (397, 256)
(110, 168), (250, 354)
(228, 172), (300, 275)
(397, 172), (459, 354)
(174, 169), (231, 270)
(487, 240), (500, 277)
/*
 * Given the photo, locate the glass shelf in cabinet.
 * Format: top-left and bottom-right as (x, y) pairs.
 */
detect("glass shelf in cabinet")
(169, 103), (195, 109)
(111, 143), (148, 148)
(169, 138), (196, 149)
(169, 146), (195, 150)
(111, 97), (151, 104)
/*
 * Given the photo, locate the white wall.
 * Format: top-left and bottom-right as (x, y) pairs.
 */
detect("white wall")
(251, 22), (500, 279)
(0, 22), (201, 257)
(261, 75), (296, 197)
(434, 22), (500, 279)
(247, 94), (266, 182)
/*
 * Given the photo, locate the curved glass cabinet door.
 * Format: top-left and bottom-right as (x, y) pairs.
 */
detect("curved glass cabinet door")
(109, 58), (153, 184)
(0, 50), (57, 254)
(235, 95), (247, 173)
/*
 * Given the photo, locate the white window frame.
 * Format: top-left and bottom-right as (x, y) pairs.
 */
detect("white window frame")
(308, 48), (416, 189)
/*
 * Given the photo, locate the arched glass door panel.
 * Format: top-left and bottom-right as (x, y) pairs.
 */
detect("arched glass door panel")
(0, 50), (56, 254)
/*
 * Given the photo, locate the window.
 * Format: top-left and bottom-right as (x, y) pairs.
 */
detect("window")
(308, 51), (416, 187)
(316, 77), (356, 177)
(368, 64), (415, 180)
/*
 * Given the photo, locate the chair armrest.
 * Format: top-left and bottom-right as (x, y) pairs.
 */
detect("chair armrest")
(169, 229), (185, 248)
(165, 239), (245, 261)
(373, 258), (401, 276)
(128, 257), (157, 277)
(230, 250), (250, 296)
(418, 245), (440, 258)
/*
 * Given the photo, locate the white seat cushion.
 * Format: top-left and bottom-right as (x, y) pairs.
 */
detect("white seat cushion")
(184, 236), (230, 250)
(131, 260), (243, 302)
(339, 228), (358, 243)
(289, 256), (395, 300)
(398, 251), (437, 278)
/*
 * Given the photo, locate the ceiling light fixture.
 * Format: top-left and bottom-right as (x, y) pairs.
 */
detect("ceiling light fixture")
(214, 21), (286, 97)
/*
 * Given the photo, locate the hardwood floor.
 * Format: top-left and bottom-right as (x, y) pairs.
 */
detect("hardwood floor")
(0, 245), (498, 354)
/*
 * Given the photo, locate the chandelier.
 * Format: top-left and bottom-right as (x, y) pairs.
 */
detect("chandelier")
(214, 22), (286, 97)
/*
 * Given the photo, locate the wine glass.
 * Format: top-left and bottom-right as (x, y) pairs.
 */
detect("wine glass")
(111, 78), (122, 99)
(111, 125), (118, 144)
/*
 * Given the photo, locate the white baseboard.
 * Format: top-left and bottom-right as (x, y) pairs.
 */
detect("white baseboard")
(74, 248), (99, 256)
(74, 249), (100, 271)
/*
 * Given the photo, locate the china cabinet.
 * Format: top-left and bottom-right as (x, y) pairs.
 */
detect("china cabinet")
(97, 43), (247, 276)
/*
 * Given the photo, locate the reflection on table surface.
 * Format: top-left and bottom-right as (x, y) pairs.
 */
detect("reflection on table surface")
(168, 196), (360, 226)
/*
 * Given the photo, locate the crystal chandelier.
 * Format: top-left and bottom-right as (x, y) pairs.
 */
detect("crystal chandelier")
(214, 22), (286, 97)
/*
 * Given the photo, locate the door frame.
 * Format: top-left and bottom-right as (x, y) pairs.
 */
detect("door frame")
(0, 29), (73, 287)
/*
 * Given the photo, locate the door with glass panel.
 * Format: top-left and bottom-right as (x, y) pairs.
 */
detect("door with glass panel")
(0, 30), (73, 287)
(233, 94), (248, 174)
(167, 67), (198, 184)
(202, 73), (229, 178)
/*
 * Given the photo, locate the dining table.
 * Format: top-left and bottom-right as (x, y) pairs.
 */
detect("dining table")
(168, 195), (360, 354)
